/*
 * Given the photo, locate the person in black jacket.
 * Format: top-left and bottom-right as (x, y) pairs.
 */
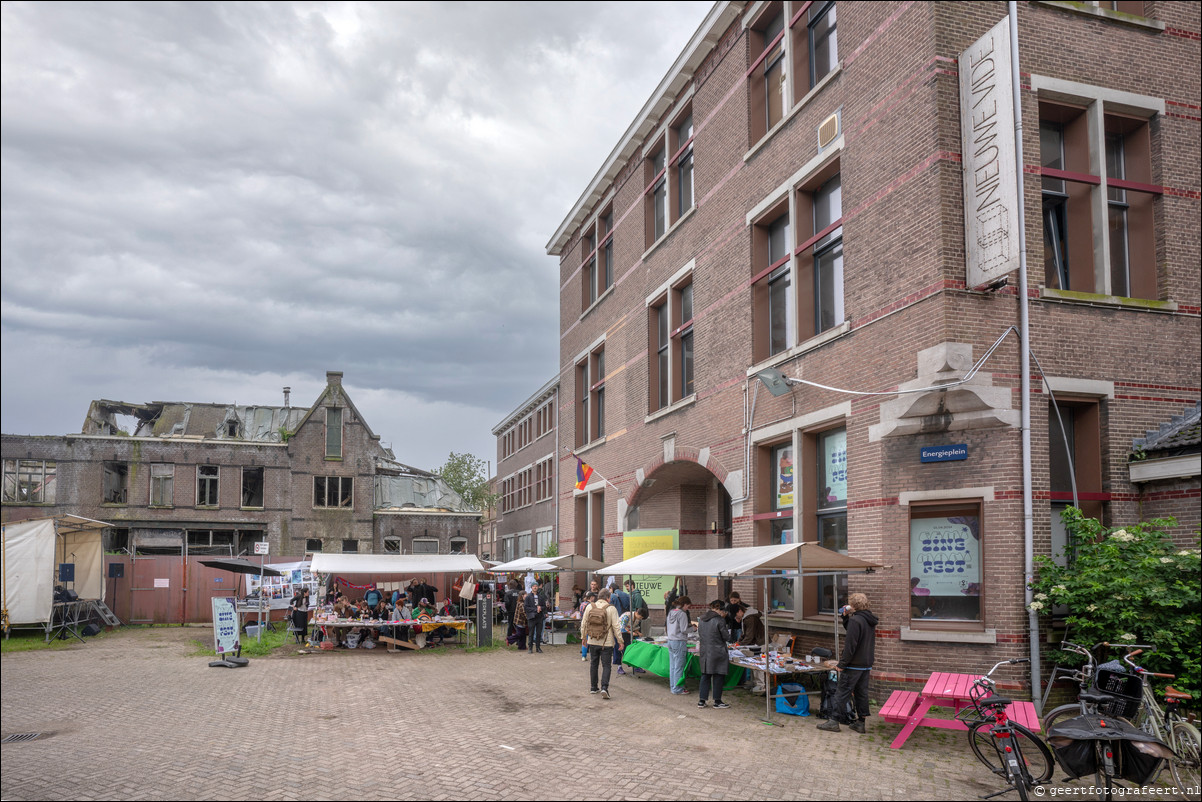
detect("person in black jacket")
(524, 581), (547, 653)
(817, 592), (878, 734)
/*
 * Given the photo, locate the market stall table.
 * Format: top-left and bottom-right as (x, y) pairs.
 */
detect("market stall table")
(313, 617), (470, 651)
(880, 671), (1041, 749)
(622, 639), (744, 690)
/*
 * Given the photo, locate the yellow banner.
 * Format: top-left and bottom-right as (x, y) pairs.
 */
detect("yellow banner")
(623, 529), (679, 608)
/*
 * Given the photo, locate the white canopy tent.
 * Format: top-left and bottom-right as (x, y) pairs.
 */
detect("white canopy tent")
(490, 554), (609, 573)
(2, 515), (110, 630)
(310, 553), (485, 575)
(598, 542), (884, 722)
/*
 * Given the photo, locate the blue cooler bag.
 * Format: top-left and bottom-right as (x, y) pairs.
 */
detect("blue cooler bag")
(775, 682), (810, 716)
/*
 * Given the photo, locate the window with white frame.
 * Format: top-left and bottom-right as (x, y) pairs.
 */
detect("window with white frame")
(648, 274), (696, 413)
(3, 459), (57, 504)
(150, 463), (174, 507)
(197, 465), (219, 507)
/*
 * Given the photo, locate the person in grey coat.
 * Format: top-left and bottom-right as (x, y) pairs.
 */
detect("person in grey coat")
(696, 599), (732, 709)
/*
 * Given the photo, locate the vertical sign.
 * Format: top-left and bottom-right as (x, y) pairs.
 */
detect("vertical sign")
(211, 597), (240, 655)
(960, 18), (1018, 289)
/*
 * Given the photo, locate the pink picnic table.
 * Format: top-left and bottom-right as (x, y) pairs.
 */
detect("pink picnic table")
(881, 671), (1040, 749)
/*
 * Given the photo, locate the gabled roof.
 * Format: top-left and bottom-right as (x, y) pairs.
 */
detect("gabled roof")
(1132, 401), (1201, 456)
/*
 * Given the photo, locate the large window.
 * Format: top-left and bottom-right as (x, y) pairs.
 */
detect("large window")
(150, 464), (174, 507)
(909, 503), (982, 624)
(749, 1), (840, 144)
(673, 110), (695, 220)
(1038, 98), (1159, 299)
(313, 476), (353, 508)
(325, 407), (343, 459)
(197, 465), (219, 507)
(752, 205), (793, 360)
(102, 461), (129, 504)
(576, 346), (605, 446)
(811, 175), (844, 333)
(646, 144), (668, 246)
(815, 428), (847, 613)
(3, 459), (56, 504)
(580, 207), (614, 310)
(241, 467), (264, 508)
(648, 275), (695, 413)
(769, 442), (795, 612)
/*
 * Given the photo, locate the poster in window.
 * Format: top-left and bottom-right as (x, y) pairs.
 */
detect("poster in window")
(910, 515), (980, 599)
(623, 529), (679, 608)
(822, 430), (847, 504)
(775, 446), (794, 508)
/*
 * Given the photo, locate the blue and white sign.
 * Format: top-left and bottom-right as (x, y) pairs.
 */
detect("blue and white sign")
(211, 597), (240, 656)
(921, 444), (968, 463)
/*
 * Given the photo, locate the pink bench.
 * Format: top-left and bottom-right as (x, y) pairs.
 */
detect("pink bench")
(882, 678), (1041, 749)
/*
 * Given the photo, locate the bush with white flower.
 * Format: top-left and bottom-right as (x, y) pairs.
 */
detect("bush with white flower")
(1031, 508), (1200, 700)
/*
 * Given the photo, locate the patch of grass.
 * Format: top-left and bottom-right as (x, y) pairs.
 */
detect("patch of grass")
(1, 626), (116, 653)
(463, 633), (507, 654)
(190, 625), (294, 658)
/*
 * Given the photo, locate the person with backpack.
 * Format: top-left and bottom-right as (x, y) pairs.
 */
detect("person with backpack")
(816, 592), (878, 734)
(580, 587), (623, 699)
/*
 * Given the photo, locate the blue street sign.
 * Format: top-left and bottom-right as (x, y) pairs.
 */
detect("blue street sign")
(921, 444), (968, 463)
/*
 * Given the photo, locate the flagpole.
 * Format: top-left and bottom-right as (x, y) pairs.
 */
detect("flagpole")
(563, 447), (623, 495)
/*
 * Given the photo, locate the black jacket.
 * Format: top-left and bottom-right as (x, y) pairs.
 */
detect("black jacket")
(838, 609), (878, 669)
(524, 589), (546, 621)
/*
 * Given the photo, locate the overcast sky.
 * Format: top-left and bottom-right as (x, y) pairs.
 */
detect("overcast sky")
(1, 1), (710, 472)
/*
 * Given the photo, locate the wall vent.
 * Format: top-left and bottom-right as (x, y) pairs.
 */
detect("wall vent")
(818, 109), (841, 149)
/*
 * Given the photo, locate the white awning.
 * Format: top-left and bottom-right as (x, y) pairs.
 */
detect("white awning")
(310, 553), (485, 575)
(596, 542), (880, 577)
(490, 554), (609, 573)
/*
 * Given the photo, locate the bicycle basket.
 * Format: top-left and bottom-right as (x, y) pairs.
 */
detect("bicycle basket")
(1090, 669), (1142, 718)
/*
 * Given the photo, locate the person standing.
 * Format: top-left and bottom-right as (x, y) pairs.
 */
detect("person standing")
(665, 595), (694, 694)
(524, 580), (547, 653)
(816, 593), (878, 734)
(580, 587), (623, 699)
(289, 588), (310, 644)
(697, 599), (732, 709)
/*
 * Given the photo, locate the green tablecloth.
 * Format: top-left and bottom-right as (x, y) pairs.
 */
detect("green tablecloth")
(622, 639), (744, 690)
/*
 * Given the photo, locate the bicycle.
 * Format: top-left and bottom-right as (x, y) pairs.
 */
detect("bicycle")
(960, 657), (1055, 800)
(1120, 647), (1201, 800)
(1042, 641), (1143, 735)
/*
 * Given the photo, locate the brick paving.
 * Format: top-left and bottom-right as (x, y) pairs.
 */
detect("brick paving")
(1, 628), (1097, 801)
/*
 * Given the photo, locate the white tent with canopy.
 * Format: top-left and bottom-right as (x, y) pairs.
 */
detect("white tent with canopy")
(598, 542), (884, 721)
(490, 554), (608, 573)
(310, 553), (485, 575)
(2, 515), (110, 633)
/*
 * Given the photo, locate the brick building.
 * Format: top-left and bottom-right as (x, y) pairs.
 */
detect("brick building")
(2, 371), (480, 558)
(491, 377), (560, 563)
(545, 0), (1199, 686)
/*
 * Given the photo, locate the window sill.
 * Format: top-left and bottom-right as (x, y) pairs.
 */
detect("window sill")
(195, 506), (219, 511)
(101, 502), (129, 507)
(324, 457), (343, 462)
(745, 64), (843, 164)
(148, 505), (174, 510)
(573, 437), (608, 457)
(1039, 287), (1178, 312)
(900, 626), (996, 645)
(746, 321), (851, 378)
(641, 206), (697, 263)
(2, 501), (53, 506)
(1031, 1), (1165, 31)
(645, 394), (697, 424)
(240, 506), (265, 512)
(313, 506), (354, 512)
(579, 284), (616, 321)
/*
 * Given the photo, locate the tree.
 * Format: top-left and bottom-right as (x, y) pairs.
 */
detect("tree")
(1030, 507), (1200, 699)
(435, 451), (497, 512)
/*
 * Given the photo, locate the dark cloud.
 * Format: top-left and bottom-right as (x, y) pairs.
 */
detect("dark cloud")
(1, 0), (709, 469)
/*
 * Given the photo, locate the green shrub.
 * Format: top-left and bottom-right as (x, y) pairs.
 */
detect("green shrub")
(1031, 508), (1200, 700)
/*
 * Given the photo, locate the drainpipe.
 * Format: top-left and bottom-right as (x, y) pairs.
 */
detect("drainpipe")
(1009, 2), (1040, 712)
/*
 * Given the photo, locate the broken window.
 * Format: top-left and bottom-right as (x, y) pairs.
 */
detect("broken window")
(241, 467), (264, 508)
(450, 537), (468, 554)
(187, 529), (235, 552)
(313, 476), (353, 508)
(149, 464), (174, 507)
(103, 462), (129, 504)
(341, 538), (358, 553)
(412, 539), (439, 554)
(197, 465), (219, 507)
(383, 536), (402, 554)
(306, 538), (323, 553)
(3, 459), (56, 504)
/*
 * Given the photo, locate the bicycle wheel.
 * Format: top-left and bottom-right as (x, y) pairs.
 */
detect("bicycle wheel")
(1169, 720), (1201, 801)
(1043, 702), (1085, 735)
(968, 719), (1056, 784)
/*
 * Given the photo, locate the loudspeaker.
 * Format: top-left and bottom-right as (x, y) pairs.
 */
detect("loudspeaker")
(82, 623), (101, 637)
(62, 588), (79, 602)
(58, 563), (75, 582)
(108, 563), (125, 579)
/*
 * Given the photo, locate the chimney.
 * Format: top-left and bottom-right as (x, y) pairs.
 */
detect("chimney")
(326, 371), (343, 387)
(283, 387), (291, 407)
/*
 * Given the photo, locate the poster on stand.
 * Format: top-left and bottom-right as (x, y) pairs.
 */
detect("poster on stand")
(211, 597), (240, 655)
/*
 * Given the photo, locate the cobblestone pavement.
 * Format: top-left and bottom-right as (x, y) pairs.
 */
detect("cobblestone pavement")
(0, 627), (1124, 801)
